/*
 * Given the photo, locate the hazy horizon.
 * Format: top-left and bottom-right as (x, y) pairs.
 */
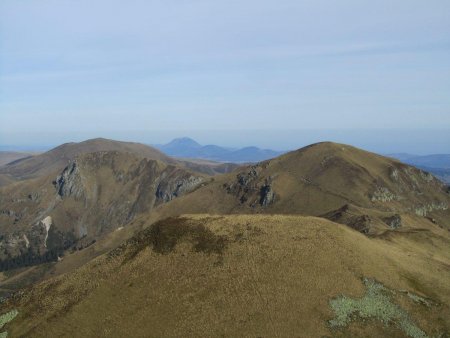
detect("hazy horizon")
(1, 128), (449, 155)
(1, 1), (449, 154)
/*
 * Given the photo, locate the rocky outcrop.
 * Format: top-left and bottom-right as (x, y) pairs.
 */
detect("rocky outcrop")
(389, 167), (400, 181)
(322, 205), (372, 234)
(0, 209), (22, 223)
(224, 164), (275, 207)
(225, 165), (261, 204)
(371, 186), (397, 202)
(382, 214), (402, 229)
(413, 202), (448, 217)
(419, 170), (434, 182)
(156, 175), (204, 203)
(53, 161), (85, 199)
(260, 181), (275, 206)
(0, 217), (76, 272)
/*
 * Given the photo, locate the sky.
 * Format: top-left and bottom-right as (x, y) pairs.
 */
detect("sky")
(0, 0), (449, 153)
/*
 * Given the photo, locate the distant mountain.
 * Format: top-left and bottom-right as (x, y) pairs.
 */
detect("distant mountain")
(155, 137), (285, 162)
(388, 153), (450, 184)
(389, 153), (450, 168)
(387, 153), (417, 161)
(407, 154), (450, 169)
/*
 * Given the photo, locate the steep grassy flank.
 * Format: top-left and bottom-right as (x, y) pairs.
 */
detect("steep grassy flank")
(4, 215), (450, 337)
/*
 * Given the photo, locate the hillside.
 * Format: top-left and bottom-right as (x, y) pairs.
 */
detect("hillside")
(0, 151), (207, 274)
(155, 137), (284, 163)
(3, 215), (450, 337)
(150, 142), (450, 234)
(0, 151), (36, 167)
(0, 139), (236, 186)
(0, 138), (174, 180)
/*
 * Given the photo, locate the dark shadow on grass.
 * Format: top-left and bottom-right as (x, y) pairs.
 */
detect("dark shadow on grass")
(114, 217), (228, 263)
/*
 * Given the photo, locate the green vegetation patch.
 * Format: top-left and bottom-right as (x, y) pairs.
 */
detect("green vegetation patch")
(0, 309), (18, 337)
(329, 278), (428, 338)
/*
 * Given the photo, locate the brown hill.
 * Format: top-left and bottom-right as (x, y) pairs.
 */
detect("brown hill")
(3, 215), (450, 337)
(0, 139), (237, 186)
(0, 138), (173, 180)
(148, 142), (450, 233)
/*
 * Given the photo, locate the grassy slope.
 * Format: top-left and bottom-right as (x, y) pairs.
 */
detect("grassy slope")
(5, 215), (450, 337)
(0, 152), (35, 167)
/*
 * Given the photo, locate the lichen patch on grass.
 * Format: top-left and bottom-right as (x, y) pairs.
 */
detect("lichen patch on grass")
(0, 309), (18, 337)
(328, 278), (428, 338)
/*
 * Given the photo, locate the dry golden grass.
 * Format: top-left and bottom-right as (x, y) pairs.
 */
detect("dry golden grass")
(5, 214), (450, 337)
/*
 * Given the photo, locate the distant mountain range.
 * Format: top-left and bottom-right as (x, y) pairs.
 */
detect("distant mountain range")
(154, 137), (285, 163)
(388, 153), (450, 168)
(388, 153), (450, 184)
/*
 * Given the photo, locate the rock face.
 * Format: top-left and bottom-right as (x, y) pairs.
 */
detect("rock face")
(260, 181), (275, 206)
(156, 175), (204, 203)
(0, 214), (75, 271)
(382, 214), (402, 229)
(413, 202), (448, 217)
(371, 186), (397, 202)
(224, 163), (275, 207)
(54, 161), (85, 199)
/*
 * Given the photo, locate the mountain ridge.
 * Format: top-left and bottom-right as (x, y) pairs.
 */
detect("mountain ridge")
(154, 137), (285, 163)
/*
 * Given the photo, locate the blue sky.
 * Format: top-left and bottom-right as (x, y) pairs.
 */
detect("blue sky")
(0, 0), (449, 153)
